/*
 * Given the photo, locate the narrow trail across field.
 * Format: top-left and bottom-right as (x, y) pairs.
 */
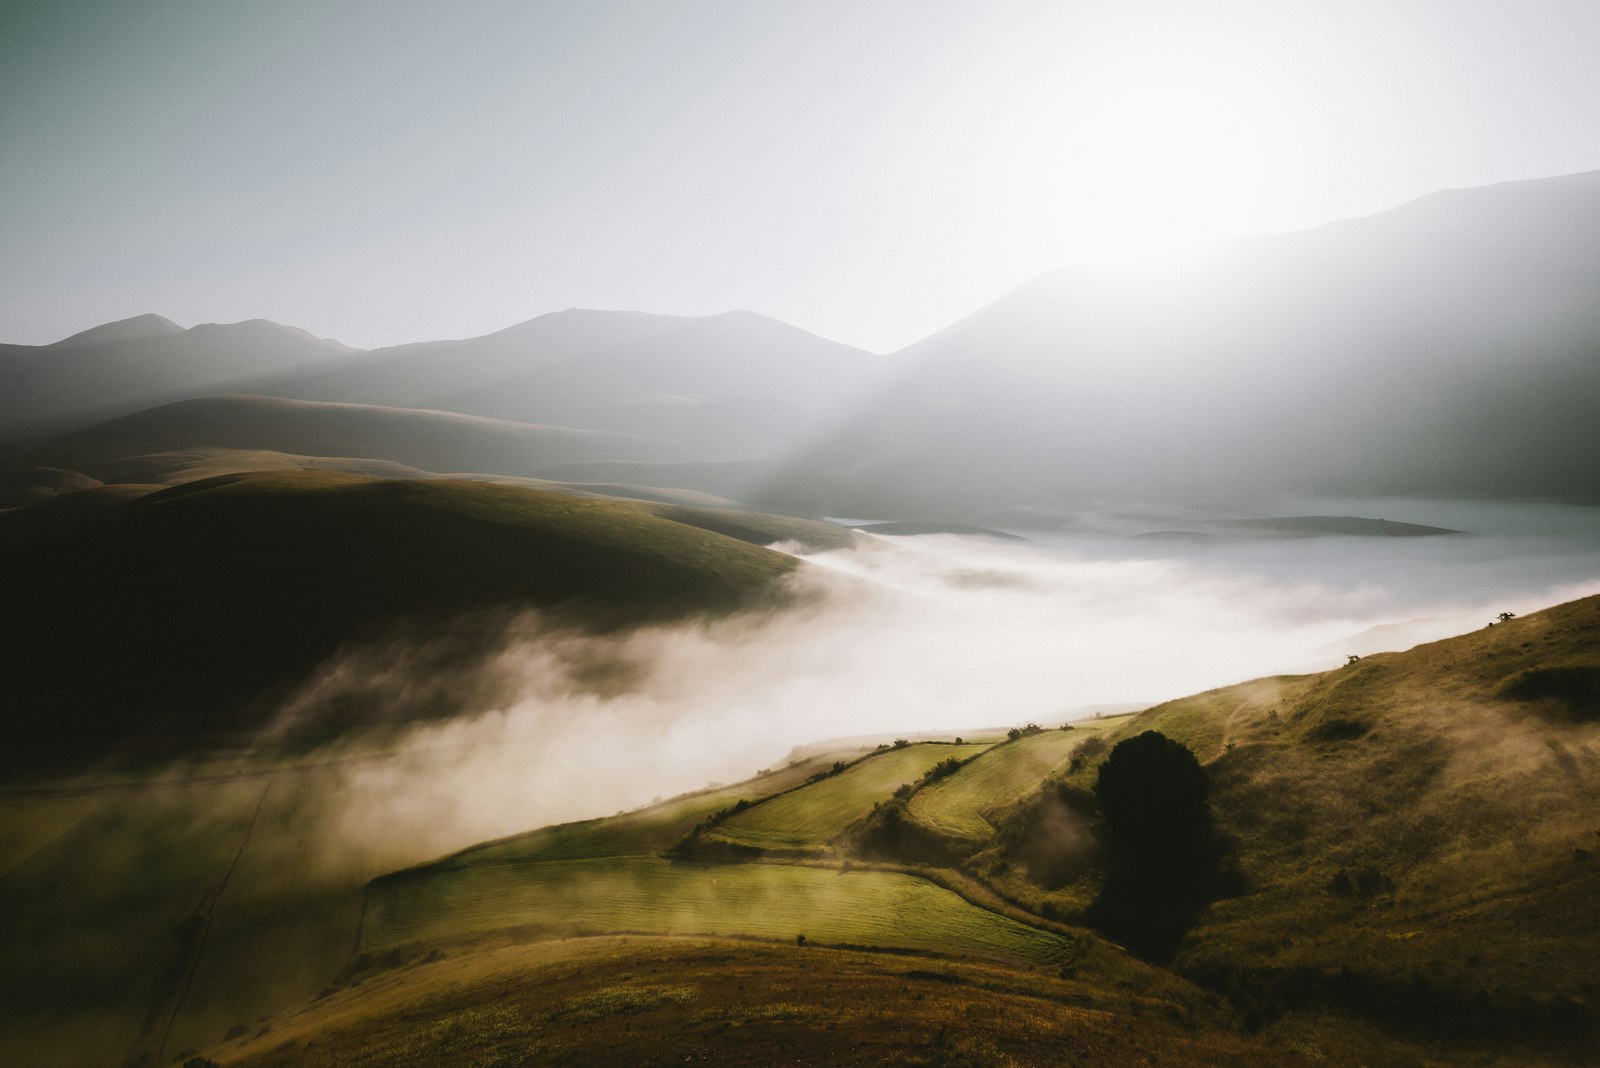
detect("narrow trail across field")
(151, 779), (273, 1065)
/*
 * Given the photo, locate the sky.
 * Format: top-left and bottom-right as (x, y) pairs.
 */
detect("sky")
(4, 0), (1600, 353)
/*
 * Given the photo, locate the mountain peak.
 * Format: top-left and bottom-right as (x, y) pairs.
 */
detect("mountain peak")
(50, 313), (184, 349)
(186, 319), (359, 353)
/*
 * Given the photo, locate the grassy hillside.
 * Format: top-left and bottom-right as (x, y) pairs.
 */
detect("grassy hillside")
(8, 586), (1598, 1064)
(433, 753), (865, 870)
(365, 857), (1067, 965)
(203, 937), (1348, 1068)
(0, 471), (801, 757)
(908, 727), (1098, 844)
(1015, 595), (1600, 1041)
(710, 742), (993, 852)
(0, 780), (267, 1067)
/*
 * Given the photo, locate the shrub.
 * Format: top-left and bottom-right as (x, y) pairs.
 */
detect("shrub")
(1086, 730), (1223, 961)
(848, 799), (958, 866)
(1068, 735), (1108, 774)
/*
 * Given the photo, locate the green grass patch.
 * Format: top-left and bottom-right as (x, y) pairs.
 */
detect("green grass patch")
(713, 743), (992, 850)
(909, 731), (1088, 842)
(0, 780), (265, 1068)
(435, 755), (858, 869)
(364, 857), (1067, 965)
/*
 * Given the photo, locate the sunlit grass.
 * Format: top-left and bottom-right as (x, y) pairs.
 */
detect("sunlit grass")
(713, 743), (992, 850)
(909, 731), (1086, 842)
(364, 857), (1068, 965)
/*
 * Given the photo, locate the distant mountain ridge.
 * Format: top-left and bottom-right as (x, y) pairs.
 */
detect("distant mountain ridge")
(47, 313), (184, 348)
(8, 169), (1600, 514)
(258, 307), (895, 456)
(800, 168), (1600, 515)
(0, 315), (358, 445)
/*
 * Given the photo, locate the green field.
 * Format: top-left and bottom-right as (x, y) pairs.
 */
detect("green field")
(159, 766), (404, 1059)
(713, 743), (993, 850)
(445, 754), (859, 869)
(0, 780), (266, 1067)
(908, 730), (1088, 842)
(364, 857), (1068, 965)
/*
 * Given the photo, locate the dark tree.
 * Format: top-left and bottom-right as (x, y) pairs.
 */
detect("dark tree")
(1087, 730), (1221, 961)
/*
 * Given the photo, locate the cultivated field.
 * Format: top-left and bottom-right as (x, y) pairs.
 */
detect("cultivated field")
(908, 729), (1094, 843)
(446, 753), (860, 869)
(364, 856), (1069, 965)
(712, 742), (992, 850)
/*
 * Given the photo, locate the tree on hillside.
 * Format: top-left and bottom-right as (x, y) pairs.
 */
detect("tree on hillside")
(1087, 730), (1224, 961)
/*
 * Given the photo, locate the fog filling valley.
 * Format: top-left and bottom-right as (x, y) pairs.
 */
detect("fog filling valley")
(297, 497), (1600, 872)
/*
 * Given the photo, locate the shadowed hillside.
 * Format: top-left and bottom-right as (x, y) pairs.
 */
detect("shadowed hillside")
(0, 471), (803, 761)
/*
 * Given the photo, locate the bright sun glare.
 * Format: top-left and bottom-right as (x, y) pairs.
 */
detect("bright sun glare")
(989, 37), (1312, 266)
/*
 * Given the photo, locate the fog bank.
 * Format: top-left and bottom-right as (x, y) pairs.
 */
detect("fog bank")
(299, 500), (1600, 866)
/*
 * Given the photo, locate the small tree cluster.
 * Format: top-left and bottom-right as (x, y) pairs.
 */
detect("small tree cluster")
(922, 756), (966, 783)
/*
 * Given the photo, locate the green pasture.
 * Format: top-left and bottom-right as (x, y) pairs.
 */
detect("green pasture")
(713, 743), (992, 850)
(446, 755), (855, 869)
(0, 781), (264, 1067)
(908, 730), (1087, 842)
(364, 856), (1067, 966)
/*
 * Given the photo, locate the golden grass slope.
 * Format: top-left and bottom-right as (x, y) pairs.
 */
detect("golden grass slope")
(1051, 595), (1600, 1024)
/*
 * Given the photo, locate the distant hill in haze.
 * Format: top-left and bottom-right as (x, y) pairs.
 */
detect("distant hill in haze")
(0, 315), (356, 445)
(8, 171), (1600, 518)
(17, 394), (688, 484)
(801, 169), (1600, 516)
(260, 307), (894, 456)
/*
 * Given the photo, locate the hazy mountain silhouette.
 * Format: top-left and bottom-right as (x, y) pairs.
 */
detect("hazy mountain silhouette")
(0, 316), (356, 445)
(47, 312), (185, 348)
(800, 169), (1600, 517)
(261, 308), (893, 455)
(9, 171), (1600, 518)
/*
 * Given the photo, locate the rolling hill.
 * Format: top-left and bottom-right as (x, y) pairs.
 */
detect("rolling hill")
(14, 394), (687, 485)
(295, 592), (1600, 1060)
(0, 471), (806, 760)
(6, 591), (1599, 1066)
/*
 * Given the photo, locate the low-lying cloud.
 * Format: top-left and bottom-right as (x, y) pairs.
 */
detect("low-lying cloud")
(294, 501), (1600, 870)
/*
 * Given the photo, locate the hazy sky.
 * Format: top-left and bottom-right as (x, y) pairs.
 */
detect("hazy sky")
(5, 0), (1600, 352)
